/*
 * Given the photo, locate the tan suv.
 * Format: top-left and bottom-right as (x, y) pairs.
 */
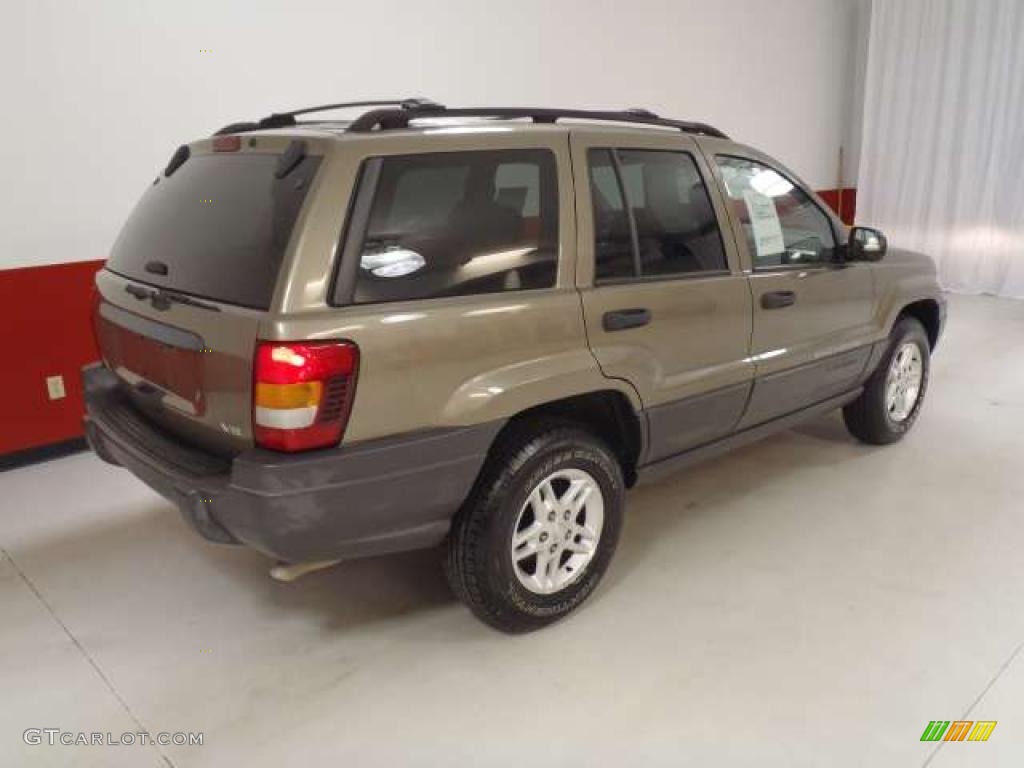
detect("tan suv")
(84, 99), (945, 632)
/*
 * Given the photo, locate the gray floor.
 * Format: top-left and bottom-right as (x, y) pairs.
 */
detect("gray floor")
(2, 293), (1023, 767)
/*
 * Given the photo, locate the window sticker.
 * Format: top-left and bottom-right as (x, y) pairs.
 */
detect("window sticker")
(742, 190), (785, 258)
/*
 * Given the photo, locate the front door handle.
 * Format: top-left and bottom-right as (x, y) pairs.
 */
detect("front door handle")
(603, 308), (651, 332)
(761, 290), (797, 310)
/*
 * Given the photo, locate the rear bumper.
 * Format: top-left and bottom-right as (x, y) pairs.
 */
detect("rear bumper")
(83, 364), (500, 562)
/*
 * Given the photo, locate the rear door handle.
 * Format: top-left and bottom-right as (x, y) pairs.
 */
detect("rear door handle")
(761, 290), (797, 310)
(603, 308), (651, 331)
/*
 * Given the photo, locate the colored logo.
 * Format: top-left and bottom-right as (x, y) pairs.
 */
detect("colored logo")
(921, 721), (996, 742)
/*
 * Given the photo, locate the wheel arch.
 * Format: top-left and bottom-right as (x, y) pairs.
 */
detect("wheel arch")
(490, 389), (646, 487)
(897, 299), (942, 349)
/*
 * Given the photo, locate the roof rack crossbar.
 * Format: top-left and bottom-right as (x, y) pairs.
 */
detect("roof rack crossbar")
(346, 106), (728, 139)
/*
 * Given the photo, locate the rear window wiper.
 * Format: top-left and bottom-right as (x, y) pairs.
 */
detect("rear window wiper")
(160, 290), (220, 312)
(125, 283), (151, 301)
(124, 283), (220, 312)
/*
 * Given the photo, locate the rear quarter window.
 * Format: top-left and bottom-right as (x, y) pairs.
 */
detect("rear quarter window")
(107, 151), (320, 309)
(336, 149), (559, 305)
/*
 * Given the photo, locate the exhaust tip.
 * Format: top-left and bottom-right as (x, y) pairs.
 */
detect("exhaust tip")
(269, 559), (342, 582)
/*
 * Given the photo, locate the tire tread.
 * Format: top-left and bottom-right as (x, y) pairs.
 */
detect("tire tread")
(445, 419), (621, 633)
(843, 316), (929, 445)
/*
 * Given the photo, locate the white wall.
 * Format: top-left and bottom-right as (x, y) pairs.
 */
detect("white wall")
(842, 0), (872, 187)
(1, 0), (858, 270)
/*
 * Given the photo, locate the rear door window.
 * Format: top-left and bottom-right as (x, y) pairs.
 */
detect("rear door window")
(107, 151), (320, 309)
(342, 149), (559, 305)
(588, 149), (636, 281)
(588, 148), (727, 282)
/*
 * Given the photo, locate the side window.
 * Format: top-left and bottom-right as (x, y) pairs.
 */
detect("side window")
(714, 155), (836, 268)
(588, 149), (635, 281)
(350, 149), (558, 304)
(587, 148), (727, 283)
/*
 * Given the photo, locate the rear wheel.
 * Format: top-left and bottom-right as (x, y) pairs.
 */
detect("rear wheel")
(843, 316), (930, 444)
(446, 423), (624, 633)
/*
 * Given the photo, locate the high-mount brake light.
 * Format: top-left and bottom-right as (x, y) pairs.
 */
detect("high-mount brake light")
(212, 135), (242, 152)
(253, 341), (359, 452)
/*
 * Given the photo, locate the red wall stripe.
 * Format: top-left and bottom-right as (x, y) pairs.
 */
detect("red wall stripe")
(0, 187), (856, 457)
(817, 187), (857, 225)
(0, 260), (104, 455)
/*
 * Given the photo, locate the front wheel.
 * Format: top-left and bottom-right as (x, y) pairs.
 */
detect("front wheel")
(446, 423), (624, 633)
(843, 316), (931, 444)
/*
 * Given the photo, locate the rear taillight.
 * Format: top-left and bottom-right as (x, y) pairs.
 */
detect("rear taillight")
(253, 341), (359, 452)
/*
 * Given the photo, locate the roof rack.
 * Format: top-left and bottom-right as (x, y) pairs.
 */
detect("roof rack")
(212, 98), (443, 135)
(213, 99), (729, 139)
(347, 105), (729, 138)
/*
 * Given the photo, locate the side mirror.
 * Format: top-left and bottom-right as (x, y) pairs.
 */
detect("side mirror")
(848, 226), (887, 262)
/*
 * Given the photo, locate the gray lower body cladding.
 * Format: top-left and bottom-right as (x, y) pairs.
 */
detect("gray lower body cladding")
(82, 364), (502, 563)
(644, 381), (752, 463)
(738, 345), (875, 430)
(640, 342), (879, 465)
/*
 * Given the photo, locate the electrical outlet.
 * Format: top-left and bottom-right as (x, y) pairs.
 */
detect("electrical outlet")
(46, 375), (66, 400)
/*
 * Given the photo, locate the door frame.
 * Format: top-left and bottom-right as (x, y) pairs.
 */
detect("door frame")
(569, 127), (756, 463)
(694, 139), (880, 427)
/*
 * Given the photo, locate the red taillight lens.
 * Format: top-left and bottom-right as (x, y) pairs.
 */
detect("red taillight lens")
(253, 341), (359, 452)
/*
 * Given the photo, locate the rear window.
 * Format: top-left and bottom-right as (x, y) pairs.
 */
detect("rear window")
(107, 151), (321, 309)
(335, 149), (559, 305)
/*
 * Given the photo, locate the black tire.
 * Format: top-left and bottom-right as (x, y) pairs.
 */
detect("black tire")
(843, 316), (930, 445)
(446, 421), (625, 633)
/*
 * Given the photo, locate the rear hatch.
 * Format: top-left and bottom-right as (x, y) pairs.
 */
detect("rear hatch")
(94, 135), (323, 454)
